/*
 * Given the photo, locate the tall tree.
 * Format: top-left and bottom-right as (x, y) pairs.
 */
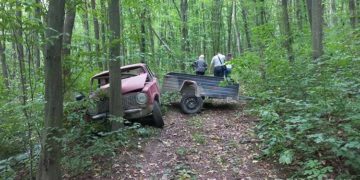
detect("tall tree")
(311, 0), (323, 60)
(15, 0), (27, 104)
(306, 0), (312, 27)
(108, 0), (124, 130)
(232, 1), (243, 55)
(282, 0), (294, 62)
(37, 0), (66, 179)
(100, 1), (108, 70)
(91, 0), (103, 69)
(212, 0), (223, 54)
(180, 0), (189, 71)
(295, 0), (304, 31)
(241, 0), (251, 49)
(0, 37), (9, 89)
(349, 0), (357, 28)
(226, 1), (233, 53)
(82, 0), (93, 65)
(62, 2), (77, 92)
(34, 0), (43, 69)
(140, 9), (147, 63)
(329, 0), (337, 27)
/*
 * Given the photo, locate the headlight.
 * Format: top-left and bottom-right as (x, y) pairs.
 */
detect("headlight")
(136, 93), (148, 104)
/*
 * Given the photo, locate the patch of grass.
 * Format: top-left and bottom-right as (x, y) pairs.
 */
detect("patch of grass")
(215, 155), (227, 166)
(191, 133), (206, 144)
(187, 115), (203, 129)
(174, 163), (197, 180)
(135, 126), (158, 138)
(176, 146), (188, 157)
(160, 92), (181, 113)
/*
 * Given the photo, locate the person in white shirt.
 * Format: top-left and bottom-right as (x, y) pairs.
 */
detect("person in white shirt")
(210, 53), (226, 77)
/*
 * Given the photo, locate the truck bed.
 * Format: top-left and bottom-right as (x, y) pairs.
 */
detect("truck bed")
(162, 72), (239, 100)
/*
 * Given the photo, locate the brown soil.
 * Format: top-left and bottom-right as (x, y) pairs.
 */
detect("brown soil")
(92, 100), (286, 179)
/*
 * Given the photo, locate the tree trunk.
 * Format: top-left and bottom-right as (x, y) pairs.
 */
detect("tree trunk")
(34, 0), (42, 69)
(140, 10), (146, 63)
(349, 0), (357, 28)
(91, 0), (102, 69)
(226, 1), (233, 53)
(306, 0), (312, 27)
(10, 43), (17, 79)
(82, 0), (93, 65)
(311, 0), (323, 60)
(233, 1), (242, 55)
(241, 1), (251, 49)
(212, 0), (223, 54)
(329, 0), (337, 27)
(0, 39), (9, 89)
(282, 0), (294, 62)
(259, 0), (266, 24)
(15, 0), (28, 106)
(108, 0), (124, 130)
(148, 15), (155, 64)
(62, 4), (76, 93)
(296, 0), (303, 31)
(100, 2), (108, 70)
(37, 0), (66, 179)
(180, 0), (189, 71)
(356, 0), (360, 23)
(201, 2), (206, 55)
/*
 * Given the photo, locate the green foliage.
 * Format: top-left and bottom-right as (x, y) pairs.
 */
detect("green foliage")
(187, 115), (204, 129)
(174, 164), (196, 180)
(232, 25), (360, 177)
(302, 160), (333, 179)
(191, 132), (206, 145)
(160, 91), (181, 113)
(62, 100), (159, 176)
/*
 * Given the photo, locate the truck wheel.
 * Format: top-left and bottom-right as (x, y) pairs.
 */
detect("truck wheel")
(180, 95), (203, 114)
(151, 101), (164, 128)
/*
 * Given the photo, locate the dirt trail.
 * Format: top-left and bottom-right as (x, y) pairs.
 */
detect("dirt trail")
(109, 101), (284, 179)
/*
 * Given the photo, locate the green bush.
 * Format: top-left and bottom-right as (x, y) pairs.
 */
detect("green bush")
(232, 28), (360, 178)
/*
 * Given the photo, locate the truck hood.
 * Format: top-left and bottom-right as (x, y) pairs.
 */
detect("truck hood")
(100, 73), (147, 94)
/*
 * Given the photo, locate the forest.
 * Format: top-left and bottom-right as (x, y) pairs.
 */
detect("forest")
(0, 0), (359, 179)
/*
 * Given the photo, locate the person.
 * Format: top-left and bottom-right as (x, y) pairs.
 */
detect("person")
(193, 54), (207, 75)
(210, 53), (226, 77)
(224, 53), (232, 80)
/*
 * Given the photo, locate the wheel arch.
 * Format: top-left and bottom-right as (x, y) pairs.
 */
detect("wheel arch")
(179, 80), (200, 97)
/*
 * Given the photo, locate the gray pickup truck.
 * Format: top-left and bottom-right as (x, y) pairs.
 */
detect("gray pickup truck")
(162, 72), (239, 114)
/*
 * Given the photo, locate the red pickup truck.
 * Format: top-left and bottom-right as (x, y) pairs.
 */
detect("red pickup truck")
(85, 63), (164, 127)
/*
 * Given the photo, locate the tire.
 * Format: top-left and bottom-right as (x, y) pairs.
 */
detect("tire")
(180, 94), (203, 114)
(151, 101), (164, 128)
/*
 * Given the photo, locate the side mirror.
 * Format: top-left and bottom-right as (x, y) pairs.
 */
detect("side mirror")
(75, 93), (85, 101)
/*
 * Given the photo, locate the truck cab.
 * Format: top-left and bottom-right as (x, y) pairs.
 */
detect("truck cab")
(87, 63), (164, 127)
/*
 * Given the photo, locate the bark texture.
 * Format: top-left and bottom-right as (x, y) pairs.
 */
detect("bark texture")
(37, 0), (66, 179)
(282, 0), (294, 62)
(180, 0), (189, 71)
(241, 1), (251, 49)
(62, 5), (76, 92)
(311, 0), (323, 60)
(108, 0), (124, 130)
(349, 0), (357, 28)
(0, 39), (9, 89)
(91, 0), (102, 69)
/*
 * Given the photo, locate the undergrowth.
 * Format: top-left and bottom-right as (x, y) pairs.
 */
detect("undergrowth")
(232, 27), (360, 179)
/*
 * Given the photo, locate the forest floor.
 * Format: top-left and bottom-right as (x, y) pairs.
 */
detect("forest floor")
(88, 100), (287, 179)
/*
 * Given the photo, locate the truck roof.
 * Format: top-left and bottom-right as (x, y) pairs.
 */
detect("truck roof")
(91, 63), (146, 79)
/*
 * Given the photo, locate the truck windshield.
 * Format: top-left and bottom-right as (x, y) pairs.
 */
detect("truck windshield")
(91, 66), (146, 89)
